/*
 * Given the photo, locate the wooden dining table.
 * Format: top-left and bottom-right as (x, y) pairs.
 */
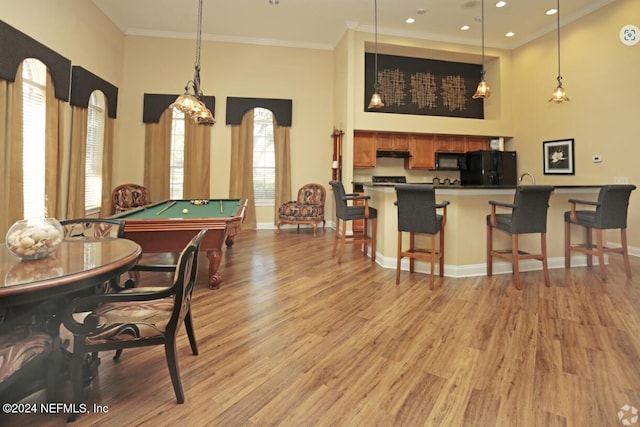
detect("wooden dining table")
(0, 238), (142, 307)
(0, 238), (142, 402)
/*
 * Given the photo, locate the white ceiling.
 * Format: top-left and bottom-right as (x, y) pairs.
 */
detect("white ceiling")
(92, 0), (616, 50)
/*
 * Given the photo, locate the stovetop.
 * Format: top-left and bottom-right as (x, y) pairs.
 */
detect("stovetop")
(372, 176), (407, 184)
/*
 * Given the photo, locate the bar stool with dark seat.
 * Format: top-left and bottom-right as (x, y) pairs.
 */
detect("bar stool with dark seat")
(487, 185), (555, 290)
(394, 184), (449, 289)
(564, 184), (636, 281)
(329, 181), (377, 263)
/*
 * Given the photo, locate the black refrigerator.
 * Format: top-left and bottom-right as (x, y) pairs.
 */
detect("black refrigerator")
(461, 150), (517, 186)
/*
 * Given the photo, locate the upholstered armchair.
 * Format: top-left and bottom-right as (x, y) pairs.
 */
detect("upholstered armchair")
(111, 183), (151, 214)
(276, 183), (326, 237)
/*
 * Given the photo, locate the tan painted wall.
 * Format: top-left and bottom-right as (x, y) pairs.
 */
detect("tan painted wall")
(342, 30), (516, 199)
(510, 0), (640, 250)
(351, 32), (514, 137)
(2, 0), (639, 250)
(0, 0), (124, 85)
(118, 37), (335, 225)
(342, 0), (640, 252)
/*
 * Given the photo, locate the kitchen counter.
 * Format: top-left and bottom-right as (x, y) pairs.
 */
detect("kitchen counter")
(354, 181), (603, 190)
(354, 183), (603, 279)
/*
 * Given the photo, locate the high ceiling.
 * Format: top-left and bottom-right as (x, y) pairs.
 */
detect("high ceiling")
(93, 0), (615, 50)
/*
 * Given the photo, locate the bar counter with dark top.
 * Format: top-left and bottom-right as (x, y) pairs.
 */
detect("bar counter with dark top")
(352, 183), (603, 278)
(353, 181), (604, 190)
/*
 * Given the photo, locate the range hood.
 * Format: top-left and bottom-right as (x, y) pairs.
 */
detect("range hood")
(376, 150), (412, 158)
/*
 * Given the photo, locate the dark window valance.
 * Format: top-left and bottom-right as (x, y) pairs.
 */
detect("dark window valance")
(0, 20), (71, 101)
(70, 66), (118, 119)
(226, 97), (292, 126)
(143, 93), (215, 123)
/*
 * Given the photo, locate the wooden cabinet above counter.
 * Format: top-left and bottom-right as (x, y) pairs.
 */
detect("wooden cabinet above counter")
(353, 131), (377, 168)
(376, 133), (410, 151)
(353, 130), (491, 169)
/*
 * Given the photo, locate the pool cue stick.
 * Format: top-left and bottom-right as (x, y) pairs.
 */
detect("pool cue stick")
(220, 200), (224, 213)
(156, 201), (177, 215)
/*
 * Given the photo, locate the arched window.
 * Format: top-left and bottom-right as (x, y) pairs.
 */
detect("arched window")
(22, 58), (47, 219)
(170, 108), (186, 199)
(85, 91), (106, 213)
(253, 107), (275, 205)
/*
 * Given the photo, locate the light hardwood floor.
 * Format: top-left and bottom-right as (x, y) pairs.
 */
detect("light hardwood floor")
(3, 228), (640, 426)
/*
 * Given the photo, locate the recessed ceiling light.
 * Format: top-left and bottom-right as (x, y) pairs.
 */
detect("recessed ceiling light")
(505, 32), (515, 37)
(496, 1), (507, 7)
(268, 0), (279, 5)
(461, 25), (470, 31)
(546, 8), (558, 15)
(416, 8), (427, 15)
(406, 17), (415, 24)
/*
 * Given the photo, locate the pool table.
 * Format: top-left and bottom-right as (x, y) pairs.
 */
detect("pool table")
(112, 198), (247, 289)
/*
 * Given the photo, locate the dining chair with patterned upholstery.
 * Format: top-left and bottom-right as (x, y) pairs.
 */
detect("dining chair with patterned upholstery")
(60, 218), (125, 240)
(60, 229), (206, 421)
(0, 323), (56, 403)
(60, 218), (127, 293)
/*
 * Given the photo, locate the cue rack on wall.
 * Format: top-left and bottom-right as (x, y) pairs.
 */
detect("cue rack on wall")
(331, 129), (343, 181)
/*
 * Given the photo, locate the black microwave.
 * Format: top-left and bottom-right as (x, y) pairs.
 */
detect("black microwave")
(435, 152), (466, 170)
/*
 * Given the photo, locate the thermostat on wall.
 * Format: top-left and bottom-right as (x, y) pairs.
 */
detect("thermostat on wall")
(620, 24), (639, 46)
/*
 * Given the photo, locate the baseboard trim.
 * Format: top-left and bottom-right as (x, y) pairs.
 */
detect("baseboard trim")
(261, 223), (639, 277)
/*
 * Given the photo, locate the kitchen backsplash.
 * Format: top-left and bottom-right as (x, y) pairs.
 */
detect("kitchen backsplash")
(356, 157), (461, 183)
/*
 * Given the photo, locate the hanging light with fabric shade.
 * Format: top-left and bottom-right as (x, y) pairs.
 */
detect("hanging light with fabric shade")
(368, 0), (384, 109)
(472, 0), (491, 99)
(170, 0), (215, 125)
(549, 0), (569, 103)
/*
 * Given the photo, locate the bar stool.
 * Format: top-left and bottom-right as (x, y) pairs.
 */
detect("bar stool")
(487, 186), (555, 290)
(329, 181), (377, 263)
(394, 184), (449, 289)
(564, 184), (636, 281)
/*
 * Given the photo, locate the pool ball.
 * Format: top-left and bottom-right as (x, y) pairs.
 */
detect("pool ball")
(182, 208), (189, 214)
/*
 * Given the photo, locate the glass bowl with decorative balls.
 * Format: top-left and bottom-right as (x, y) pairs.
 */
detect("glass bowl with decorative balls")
(5, 218), (64, 260)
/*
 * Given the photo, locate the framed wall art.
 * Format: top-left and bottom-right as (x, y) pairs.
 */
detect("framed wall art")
(364, 52), (484, 119)
(543, 138), (575, 175)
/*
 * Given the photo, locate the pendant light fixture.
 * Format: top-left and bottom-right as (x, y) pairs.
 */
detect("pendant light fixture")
(549, 0), (569, 103)
(170, 0), (215, 125)
(367, 0), (384, 109)
(472, 0), (491, 99)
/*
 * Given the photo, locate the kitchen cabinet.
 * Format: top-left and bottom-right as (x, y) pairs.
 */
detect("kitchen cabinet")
(405, 134), (435, 169)
(464, 136), (489, 152)
(377, 133), (410, 151)
(353, 131), (377, 168)
(354, 130), (499, 170)
(434, 135), (466, 153)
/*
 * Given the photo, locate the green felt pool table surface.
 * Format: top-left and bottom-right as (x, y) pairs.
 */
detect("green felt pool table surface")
(114, 199), (244, 219)
(112, 199), (247, 289)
